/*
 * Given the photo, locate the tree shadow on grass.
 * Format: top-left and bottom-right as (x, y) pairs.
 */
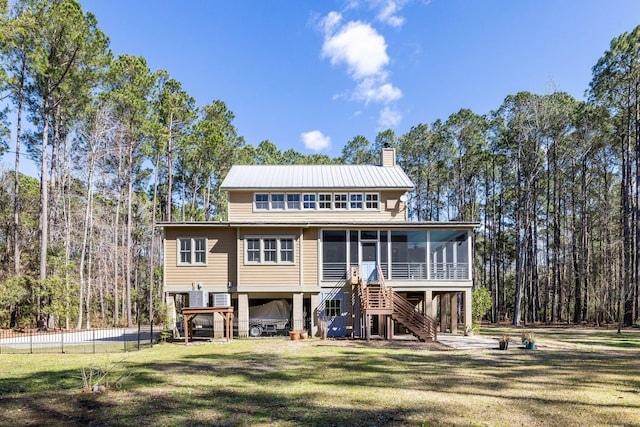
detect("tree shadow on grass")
(0, 381), (451, 426)
(2, 341), (640, 426)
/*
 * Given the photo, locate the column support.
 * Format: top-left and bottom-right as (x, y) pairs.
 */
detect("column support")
(450, 293), (458, 334)
(424, 290), (433, 318)
(464, 289), (473, 335)
(310, 293), (320, 337)
(387, 315), (394, 339)
(238, 293), (249, 338)
(293, 292), (304, 331)
(439, 294), (448, 333)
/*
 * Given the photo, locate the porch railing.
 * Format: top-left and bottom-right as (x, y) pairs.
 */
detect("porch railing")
(430, 263), (468, 280)
(323, 262), (469, 281)
(390, 262), (427, 280)
(392, 291), (437, 341)
(322, 262), (347, 280)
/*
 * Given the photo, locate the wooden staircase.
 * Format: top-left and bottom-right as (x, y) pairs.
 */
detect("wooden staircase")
(356, 266), (437, 341)
(391, 290), (437, 341)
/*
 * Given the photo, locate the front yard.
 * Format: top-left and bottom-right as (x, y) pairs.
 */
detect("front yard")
(0, 328), (639, 426)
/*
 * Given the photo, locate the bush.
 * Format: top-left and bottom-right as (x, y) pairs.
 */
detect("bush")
(472, 287), (492, 331)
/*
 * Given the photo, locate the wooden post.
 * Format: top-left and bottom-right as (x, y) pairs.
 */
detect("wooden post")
(311, 293), (320, 337)
(293, 293), (304, 331)
(238, 294), (249, 338)
(464, 289), (472, 334)
(366, 314), (371, 341)
(450, 293), (458, 334)
(424, 290), (433, 318)
(439, 294), (448, 332)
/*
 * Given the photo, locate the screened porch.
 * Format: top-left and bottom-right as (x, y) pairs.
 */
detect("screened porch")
(321, 229), (471, 282)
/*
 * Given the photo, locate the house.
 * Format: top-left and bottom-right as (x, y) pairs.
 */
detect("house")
(160, 148), (478, 340)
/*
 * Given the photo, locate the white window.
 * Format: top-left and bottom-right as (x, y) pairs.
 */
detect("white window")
(245, 236), (296, 264)
(264, 238), (277, 262)
(255, 194), (269, 210)
(303, 193), (316, 209)
(246, 238), (261, 262)
(280, 238), (294, 262)
(365, 193), (379, 210)
(287, 194), (300, 210)
(177, 237), (207, 265)
(318, 193), (332, 209)
(350, 193), (363, 209)
(271, 194), (285, 210)
(334, 193), (347, 209)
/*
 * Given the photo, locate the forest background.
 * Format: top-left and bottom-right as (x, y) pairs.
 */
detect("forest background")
(1, 0), (640, 331)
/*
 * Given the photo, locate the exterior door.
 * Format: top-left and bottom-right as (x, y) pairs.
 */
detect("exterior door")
(320, 292), (347, 337)
(361, 241), (378, 281)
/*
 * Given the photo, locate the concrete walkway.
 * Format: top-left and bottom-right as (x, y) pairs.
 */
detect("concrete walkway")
(437, 333), (504, 350)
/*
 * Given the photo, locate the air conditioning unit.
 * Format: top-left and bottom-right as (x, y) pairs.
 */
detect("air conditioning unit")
(188, 290), (208, 307)
(212, 293), (231, 307)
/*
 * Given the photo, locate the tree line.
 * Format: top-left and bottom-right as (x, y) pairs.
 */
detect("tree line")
(0, 0), (638, 330)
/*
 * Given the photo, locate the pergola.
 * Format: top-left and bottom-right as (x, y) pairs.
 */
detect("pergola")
(181, 306), (234, 344)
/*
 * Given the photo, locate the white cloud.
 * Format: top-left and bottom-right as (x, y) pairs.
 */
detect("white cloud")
(321, 19), (389, 79)
(301, 130), (331, 151)
(321, 11), (342, 34)
(354, 78), (402, 104)
(373, 0), (407, 27)
(320, 11), (402, 106)
(319, 8), (406, 127)
(378, 106), (402, 128)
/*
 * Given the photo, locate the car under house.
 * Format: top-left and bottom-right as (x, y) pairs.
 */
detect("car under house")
(160, 147), (478, 341)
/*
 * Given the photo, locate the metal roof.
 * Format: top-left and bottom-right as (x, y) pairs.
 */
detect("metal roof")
(220, 164), (414, 191)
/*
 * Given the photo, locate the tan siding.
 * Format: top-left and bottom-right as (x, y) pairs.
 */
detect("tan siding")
(164, 227), (236, 291)
(238, 227), (301, 287)
(303, 228), (319, 286)
(381, 149), (396, 167)
(228, 192), (253, 221)
(228, 190), (407, 222)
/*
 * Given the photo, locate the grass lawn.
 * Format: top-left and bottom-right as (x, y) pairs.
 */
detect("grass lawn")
(0, 328), (639, 426)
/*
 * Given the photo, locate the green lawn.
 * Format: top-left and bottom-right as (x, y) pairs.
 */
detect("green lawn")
(1, 328), (639, 426)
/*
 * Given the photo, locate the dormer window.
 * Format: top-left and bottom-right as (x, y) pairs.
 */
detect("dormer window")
(287, 194), (300, 209)
(251, 192), (380, 212)
(318, 193), (332, 209)
(365, 193), (379, 210)
(334, 193), (347, 209)
(271, 194), (285, 210)
(303, 193), (316, 209)
(255, 194), (269, 210)
(350, 193), (363, 209)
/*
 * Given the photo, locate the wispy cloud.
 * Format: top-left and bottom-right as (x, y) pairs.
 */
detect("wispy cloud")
(354, 78), (402, 103)
(301, 130), (331, 151)
(371, 0), (407, 27)
(378, 106), (402, 129)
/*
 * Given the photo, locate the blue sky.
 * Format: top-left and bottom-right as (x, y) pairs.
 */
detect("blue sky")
(4, 0), (640, 171)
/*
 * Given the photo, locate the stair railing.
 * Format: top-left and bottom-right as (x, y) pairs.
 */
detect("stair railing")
(392, 291), (437, 341)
